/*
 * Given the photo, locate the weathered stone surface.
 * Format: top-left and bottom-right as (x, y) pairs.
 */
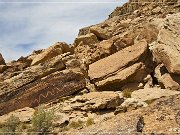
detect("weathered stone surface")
(113, 37), (134, 51)
(0, 65), (7, 73)
(88, 40), (151, 90)
(155, 64), (180, 90)
(74, 42), (102, 65)
(59, 91), (123, 112)
(89, 40), (148, 80)
(152, 43), (180, 74)
(119, 98), (148, 111)
(30, 42), (72, 66)
(69, 94), (180, 134)
(90, 26), (112, 40)
(0, 53), (5, 65)
(95, 62), (148, 90)
(10, 56), (32, 70)
(74, 33), (99, 47)
(0, 53), (71, 103)
(0, 107), (35, 124)
(74, 38), (116, 65)
(75, 92), (124, 111)
(151, 13), (180, 74)
(131, 88), (180, 102)
(0, 69), (86, 115)
(109, 0), (179, 18)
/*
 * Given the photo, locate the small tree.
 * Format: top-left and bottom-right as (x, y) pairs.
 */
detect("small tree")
(32, 106), (54, 134)
(1, 115), (20, 135)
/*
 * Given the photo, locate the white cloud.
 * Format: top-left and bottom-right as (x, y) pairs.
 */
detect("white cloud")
(0, 0), (128, 61)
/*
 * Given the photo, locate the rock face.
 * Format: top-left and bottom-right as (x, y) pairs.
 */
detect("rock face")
(88, 40), (152, 90)
(151, 13), (180, 74)
(0, 69), (86, 115)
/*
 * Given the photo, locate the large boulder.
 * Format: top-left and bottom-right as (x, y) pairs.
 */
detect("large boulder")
(155, 64), (180, 90)
(151, 13), (180, 74)
(30, 42), (72, 66)
(74, 33), (99, 47)
(88, 40), (152, 90)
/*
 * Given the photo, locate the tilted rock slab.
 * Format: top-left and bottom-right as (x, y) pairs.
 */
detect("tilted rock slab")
(0, 69), (86, 115)
(88, 40), (152, 90)
(0, 53), (70, 103)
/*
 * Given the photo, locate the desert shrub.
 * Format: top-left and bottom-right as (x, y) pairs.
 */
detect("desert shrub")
(16, 123), (31, 133)
(68, 120), (83, 129)
(31, 106), (54, 134)
(122, 88), (134, 98)
(145, 99), (156, 105)
(1, 115), (20, 135)
(86, 118), (94, 127)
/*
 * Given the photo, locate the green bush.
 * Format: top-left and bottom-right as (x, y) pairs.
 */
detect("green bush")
(86, 118), (94, 127)
(1, 115), (20, 135)
(68, 120), (83, 129)
(122, 88), (134, 98)
(31, 106), (54, 134)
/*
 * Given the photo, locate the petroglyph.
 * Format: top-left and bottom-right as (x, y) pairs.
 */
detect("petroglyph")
(0, 70), (86, 115)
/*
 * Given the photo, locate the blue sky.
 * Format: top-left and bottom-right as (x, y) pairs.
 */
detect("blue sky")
(0, 0), (128, 61)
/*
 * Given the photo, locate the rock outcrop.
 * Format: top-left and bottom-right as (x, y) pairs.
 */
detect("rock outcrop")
(151, 13), (180, 74)
(0, 69), (85, 115)
(88, 40), (152, 90)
